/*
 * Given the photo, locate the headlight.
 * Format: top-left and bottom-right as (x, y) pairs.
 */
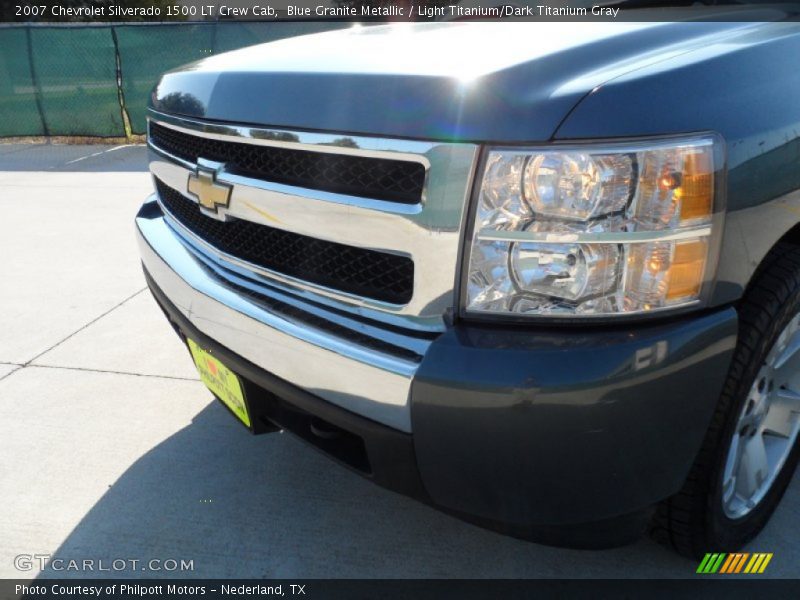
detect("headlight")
(464, 135), (724, 319)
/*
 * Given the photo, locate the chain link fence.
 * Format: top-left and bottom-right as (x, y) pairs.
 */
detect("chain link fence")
(0, 22), (345, 138)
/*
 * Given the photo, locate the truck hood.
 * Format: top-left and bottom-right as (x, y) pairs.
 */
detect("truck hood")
(151, 19), (777, 142)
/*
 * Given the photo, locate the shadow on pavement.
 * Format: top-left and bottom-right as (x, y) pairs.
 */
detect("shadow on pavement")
(34, 398), (694, 579)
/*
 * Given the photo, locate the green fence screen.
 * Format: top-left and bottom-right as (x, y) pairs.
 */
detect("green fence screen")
(0, 22), (345, 138)
(32, 27), (122, 136)
(0, 28), (44, 136)
(115, 23), (217, 134)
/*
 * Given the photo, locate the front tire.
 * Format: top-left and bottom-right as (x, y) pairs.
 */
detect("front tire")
(652, 243), (800, 558)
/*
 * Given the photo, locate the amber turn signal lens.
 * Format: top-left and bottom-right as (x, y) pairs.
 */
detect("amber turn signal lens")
(677, 150), (714, 223)
(666, 239), (708, 301)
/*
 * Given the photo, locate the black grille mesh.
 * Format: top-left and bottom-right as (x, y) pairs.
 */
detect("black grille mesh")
(149, 122), (425, 204)
(155, 179), (414, 304)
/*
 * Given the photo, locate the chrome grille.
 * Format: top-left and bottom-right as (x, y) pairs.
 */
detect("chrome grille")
(150, 122), (425, 204)
(156, 178), (414, 305)
(147, 112), (478, 330)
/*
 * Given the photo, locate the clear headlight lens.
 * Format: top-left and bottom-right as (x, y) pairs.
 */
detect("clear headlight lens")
(523, 153), (633, 220)
(465, 135), (722, 319)
(511, 240), (621, 301)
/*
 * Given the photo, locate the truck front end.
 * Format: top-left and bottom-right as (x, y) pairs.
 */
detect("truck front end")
(136, 22), (759, 547)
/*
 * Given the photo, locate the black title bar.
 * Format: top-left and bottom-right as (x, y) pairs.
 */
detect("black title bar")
(3, 1), (800, 23)
(2, 579), (799, 600)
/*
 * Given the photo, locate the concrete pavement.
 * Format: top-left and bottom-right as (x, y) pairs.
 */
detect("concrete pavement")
(0, 144), (797, 579)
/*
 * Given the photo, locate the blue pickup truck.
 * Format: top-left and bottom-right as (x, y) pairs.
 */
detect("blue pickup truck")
(136, 10), (800, 557)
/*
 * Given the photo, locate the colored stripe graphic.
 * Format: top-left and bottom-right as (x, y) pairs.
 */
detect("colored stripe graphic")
(734, 553), (749, 573)
(758, 554), (773, 573)
(697, 553), (727, 573)
(719, 554), (736, 573)
(746, 554), (761, 573)
(721, 553), (739, 573)
(720, 553), (747, 573)
(696, 553), (713, 574)
(745, 553), (774, 574)
(711, 553), (727, 573)
(697, 552), (772, 574)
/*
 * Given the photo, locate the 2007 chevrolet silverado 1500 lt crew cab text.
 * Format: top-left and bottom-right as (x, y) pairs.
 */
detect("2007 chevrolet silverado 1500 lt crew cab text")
(136, 10), (800, 557)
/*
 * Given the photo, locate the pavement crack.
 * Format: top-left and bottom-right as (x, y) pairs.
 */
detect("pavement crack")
(28, 364), (199, 382)
(0, 366), (21, 383)
(24, 287), (147, 366)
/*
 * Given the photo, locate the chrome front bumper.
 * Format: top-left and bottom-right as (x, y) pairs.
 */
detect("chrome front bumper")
(137, 198), (430, 432)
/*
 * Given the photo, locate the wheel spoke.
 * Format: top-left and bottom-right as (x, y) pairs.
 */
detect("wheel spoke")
(762, 388), (800, 438)
(723, 434), (741, 484)
(776, 386), (800, 408)
(773, 332), (800, 381)
(737, 435), (769, 501)
(722, 433), (741, 507)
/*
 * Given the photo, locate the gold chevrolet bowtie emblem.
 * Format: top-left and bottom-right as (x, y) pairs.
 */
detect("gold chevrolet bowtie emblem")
(187, 167), (232, 215)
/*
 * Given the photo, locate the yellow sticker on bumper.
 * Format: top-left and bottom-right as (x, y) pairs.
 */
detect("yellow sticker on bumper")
(188, 339), (250, 427)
